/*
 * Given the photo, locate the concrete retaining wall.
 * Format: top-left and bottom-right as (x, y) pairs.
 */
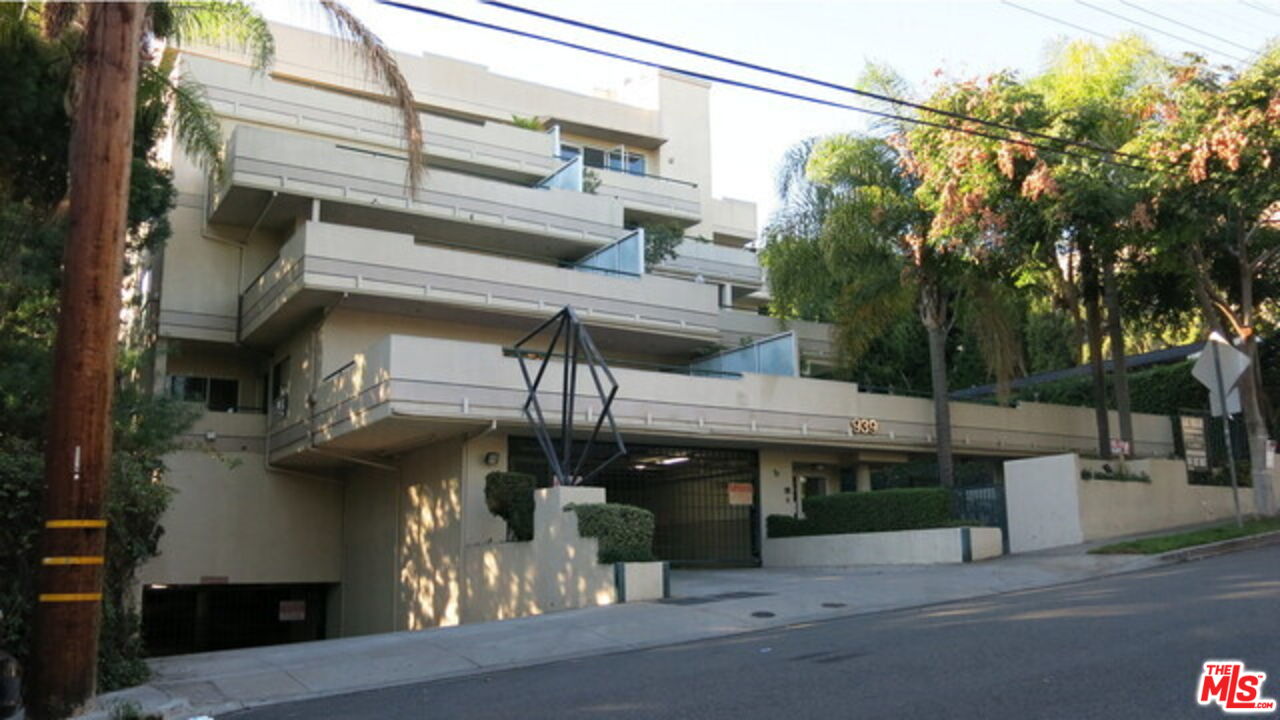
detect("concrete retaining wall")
(762, 527), (1003, 567)
(461, 486), (618, 623)
(1005, 453), (1255, 554)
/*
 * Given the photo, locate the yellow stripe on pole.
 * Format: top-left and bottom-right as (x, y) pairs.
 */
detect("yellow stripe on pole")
(45, 519), (108, 529)
(38, 593), (102, 603)
(42, 556), (105, 566)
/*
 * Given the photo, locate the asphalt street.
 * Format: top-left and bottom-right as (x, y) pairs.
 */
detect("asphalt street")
(229, 546), (1280, 720)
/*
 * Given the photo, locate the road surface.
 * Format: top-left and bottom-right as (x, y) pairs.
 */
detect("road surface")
(230, 546), (1280, 719)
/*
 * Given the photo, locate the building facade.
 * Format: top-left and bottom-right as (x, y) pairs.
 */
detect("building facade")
(133, 25), (1178, 654)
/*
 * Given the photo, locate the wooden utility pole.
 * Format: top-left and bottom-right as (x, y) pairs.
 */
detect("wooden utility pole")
(28, 4), (144, 718)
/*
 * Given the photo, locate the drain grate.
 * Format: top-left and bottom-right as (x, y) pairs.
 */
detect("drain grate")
(750, 611), (776, 618)
(821, 602), (847, 608)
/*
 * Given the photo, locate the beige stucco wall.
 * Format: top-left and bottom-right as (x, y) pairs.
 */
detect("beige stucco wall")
(1076, 457), (1255, 541)
(339, 438), (466, 636)
(1005, 453), (1257, 554)
(461, 486), (617, 623)
(763, 527), (1002, 567)
(139, 445), (343, 586)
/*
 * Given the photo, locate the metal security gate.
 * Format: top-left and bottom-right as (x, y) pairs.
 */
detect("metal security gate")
(510, 438), (760, 566)
(952, 484), (1008, 552)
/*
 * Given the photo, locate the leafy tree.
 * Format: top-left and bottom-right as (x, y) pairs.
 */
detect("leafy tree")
(1131, 47), (1280, 513)
(764, 126), (1023, 487)
(2, 0), (431, 699)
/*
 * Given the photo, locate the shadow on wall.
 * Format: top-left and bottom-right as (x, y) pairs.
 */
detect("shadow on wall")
(461, 485), (617, 624)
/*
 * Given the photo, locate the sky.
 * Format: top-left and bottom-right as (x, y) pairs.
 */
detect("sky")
(261, 0), (1280, 230)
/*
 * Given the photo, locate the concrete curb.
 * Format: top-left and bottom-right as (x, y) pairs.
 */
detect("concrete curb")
(1156, 529), (1280, 564)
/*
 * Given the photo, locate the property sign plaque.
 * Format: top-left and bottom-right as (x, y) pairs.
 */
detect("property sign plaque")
(1180, 416), (1208, 471)
(727, 482), (754, 506)
(278, 600), (306, 622)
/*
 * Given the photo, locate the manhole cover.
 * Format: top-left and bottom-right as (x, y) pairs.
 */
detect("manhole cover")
(821, 602), (847, 608)
(751, 611), (776, 618)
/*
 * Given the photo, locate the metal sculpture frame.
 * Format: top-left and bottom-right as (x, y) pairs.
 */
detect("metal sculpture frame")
(514, 306), (626, 485)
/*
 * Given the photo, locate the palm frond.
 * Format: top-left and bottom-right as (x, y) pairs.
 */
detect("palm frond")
(157, 1), (274, 71)
(139, 49), (224, 178)
(960, 275), (1024, 402)
(318, 0), (425, 195)
(40, 1), (80, 40)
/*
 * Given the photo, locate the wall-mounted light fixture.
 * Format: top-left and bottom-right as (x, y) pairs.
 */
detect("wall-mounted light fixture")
(483, 451), (501, 467)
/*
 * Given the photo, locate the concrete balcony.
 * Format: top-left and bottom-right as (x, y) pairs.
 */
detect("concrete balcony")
(717, 310), (835, 366)
(188, 55), (562, 182)
(239, 221), (722, 346)
(593, 169), (702, 226)
(271, 334), (1176, 466)
(209, 126), (624, 259)
(656, 240), (764, 288)
(705, 197), (758, 245)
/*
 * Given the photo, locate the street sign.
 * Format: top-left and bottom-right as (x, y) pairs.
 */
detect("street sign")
(1190, 332), (1247, 527)
(1191, 332), (1251, 417)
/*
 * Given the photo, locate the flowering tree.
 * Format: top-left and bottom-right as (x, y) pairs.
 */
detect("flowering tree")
(1132, 48), (1280, 513)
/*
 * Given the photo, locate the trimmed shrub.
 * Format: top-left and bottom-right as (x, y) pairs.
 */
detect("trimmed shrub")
(1081, 468), (1150, 483)
(766, 488), (954, 538)
(484, 471), (537, 541)
(570, 503), (656, 563)
(766, 514), (809, 538)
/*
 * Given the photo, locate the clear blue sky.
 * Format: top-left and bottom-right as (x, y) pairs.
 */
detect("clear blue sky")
(263, 0), (1280, 229)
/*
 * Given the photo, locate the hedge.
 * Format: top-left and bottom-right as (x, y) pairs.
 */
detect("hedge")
(484, 471), (538, 541)
(870, 459), (999, 489)
(570, 503), (656, 563)
(767, 488), (954, 538)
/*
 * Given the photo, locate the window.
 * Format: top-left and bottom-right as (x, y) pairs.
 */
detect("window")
(169, 375), (240, 412)
(208, 379), (238, 412)
(170, 376), (208, 404)
(560, 143), (645, 176)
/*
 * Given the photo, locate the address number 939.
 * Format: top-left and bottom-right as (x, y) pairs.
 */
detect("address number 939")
(850, 418), (879, 435)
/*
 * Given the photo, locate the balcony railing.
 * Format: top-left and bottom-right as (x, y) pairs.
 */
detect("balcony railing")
(238, 221), (722, 344)
(278, 333), (1176, 465)
(210, 126), (625, 254)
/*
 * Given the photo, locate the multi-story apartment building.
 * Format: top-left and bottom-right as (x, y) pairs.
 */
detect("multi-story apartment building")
(133, 24), (1177, 654)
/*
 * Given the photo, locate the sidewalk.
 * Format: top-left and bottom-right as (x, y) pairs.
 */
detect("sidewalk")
(84, 547), (1161, 719)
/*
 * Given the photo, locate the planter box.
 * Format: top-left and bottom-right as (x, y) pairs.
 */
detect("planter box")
(614, 561), (669, 602)
(763, 527), (1003, 567)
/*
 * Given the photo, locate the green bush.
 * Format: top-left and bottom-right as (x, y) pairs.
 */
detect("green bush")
(870, 458), (998, 489)
(1081, 469), (1151, 483)
(570, 503), (656, 563)
(484, 471), (538, 541)
(765, 514), (808, 538)
(767, 488), (954, 538)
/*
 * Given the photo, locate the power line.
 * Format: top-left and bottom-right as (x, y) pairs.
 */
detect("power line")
(480, 0), (1158, 168)
(375, 2), (1162, 173)
(1116, 0), (1258, 56)
(1075, 0), (1251, 64)
(1239, 0), (1280, 20)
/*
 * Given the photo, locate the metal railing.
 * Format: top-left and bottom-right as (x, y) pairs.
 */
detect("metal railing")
(502, 348), (742, 379)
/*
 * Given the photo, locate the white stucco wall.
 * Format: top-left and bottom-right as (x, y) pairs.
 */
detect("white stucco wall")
(762, 527), (1001, 567)
(1004, 454), (1085, 554)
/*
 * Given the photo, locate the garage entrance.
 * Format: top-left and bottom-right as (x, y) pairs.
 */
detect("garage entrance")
(509, 438), (760, 566)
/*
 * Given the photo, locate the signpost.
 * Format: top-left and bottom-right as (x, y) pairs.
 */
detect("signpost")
(1191, 332), (1251, 528)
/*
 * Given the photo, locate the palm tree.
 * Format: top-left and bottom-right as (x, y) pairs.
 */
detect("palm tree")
(26, 3), (426, 716)
(764, 133), (1021, 488)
